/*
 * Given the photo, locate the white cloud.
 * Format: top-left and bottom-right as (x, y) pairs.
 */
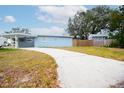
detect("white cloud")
(37, 14), (52, 23)
(30, 26), (68, 36)
(4, 16), (16, 23)
(36, 6), (87, 24)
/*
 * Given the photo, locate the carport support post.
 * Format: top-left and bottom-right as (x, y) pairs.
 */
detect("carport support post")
(15, 35), (18, 48)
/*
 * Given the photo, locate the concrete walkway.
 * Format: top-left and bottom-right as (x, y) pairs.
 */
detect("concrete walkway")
(24, 48), (124, 88)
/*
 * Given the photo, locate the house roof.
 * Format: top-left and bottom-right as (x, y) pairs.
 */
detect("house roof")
(2, 33), (73, 39)
(2, 33), (35, 38)
(89, 34), (108, 37)
(37, 35), (73, 38)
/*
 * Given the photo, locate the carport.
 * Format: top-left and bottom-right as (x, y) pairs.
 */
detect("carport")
(2, 33), (35, 48)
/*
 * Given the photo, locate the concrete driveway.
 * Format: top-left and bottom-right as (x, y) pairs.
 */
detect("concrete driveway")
(24, 48), (124, 88)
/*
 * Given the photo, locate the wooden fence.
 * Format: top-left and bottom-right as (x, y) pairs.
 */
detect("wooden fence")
(73, 39), (93, 46)
(73, 39), (112, 47)
(93, 39), (112, 47)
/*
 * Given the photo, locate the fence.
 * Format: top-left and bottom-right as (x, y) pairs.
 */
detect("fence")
(73, 39), (93, 46)
(73, 39), (112, 47)
(93, 39), (112, 47)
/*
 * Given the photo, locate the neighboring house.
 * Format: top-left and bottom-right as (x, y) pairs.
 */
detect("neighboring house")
(2, 28), (73, 48)
(88, 29), (109, 40)
(0, 36), (7, 45)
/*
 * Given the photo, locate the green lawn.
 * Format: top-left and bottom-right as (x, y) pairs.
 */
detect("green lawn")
(0, 48), (58, 88)
(0, 48), (17, 52)
(60, 47), (124, 61)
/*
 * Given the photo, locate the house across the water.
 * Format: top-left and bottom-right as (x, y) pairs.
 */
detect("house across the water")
(2, 28), (73, 48)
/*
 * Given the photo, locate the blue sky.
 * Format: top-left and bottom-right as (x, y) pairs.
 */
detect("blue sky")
(0, 5), (119, 35)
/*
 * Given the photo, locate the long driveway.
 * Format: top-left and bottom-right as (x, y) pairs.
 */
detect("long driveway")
(24, 48), (124, 88)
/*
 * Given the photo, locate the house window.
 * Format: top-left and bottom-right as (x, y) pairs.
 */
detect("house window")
(19, 38), (25, 42)
(26, 38), (33, 42)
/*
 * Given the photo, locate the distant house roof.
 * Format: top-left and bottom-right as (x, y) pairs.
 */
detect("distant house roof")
(89, 29), (109, 37)
(88, 29), (109, 40)
(89, 34), (108, 37)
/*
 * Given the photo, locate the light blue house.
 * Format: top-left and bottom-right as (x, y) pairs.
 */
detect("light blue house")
(35, 35), (72, 47)
(2, 28), (73, 48)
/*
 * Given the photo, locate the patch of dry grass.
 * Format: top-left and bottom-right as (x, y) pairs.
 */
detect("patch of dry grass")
(60, 47), (124, 61)
(0, 49), (58, 88)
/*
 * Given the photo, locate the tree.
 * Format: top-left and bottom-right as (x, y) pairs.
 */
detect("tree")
(11, 27), (30, 34)
(67, 6), (112, 39)
(90, 6), (112, 33)
(109, 5), (124, 48)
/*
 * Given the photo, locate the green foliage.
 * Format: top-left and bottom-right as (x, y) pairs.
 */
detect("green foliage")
(67, 6), (112, 39)
(109, 5), (124, 48)
(0, 48), (17, 52)
(67, 5), (124, 48)
(109, 40), (119, 47)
